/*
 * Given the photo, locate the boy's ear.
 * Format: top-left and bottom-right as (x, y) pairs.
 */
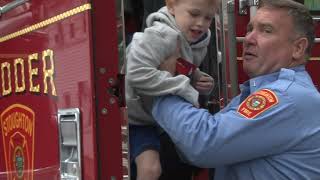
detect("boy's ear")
(292, 37), (308, 60)
(167, 5), (174, 14)
(166, 0), (175, 14)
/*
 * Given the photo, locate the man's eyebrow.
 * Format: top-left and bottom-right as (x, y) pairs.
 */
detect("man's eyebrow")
(247, 21), (274, 30)
(258, 23), (275, 32)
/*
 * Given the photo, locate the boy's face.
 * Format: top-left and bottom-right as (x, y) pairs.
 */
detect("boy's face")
(168, 0), (216, 43)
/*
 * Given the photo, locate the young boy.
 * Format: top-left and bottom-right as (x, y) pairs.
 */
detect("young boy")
(125, 0), (218, 179)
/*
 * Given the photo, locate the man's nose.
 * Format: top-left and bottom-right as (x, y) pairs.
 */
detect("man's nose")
(243, 31), (257, 46)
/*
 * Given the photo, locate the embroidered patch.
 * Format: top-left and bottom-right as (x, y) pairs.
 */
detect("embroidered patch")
(237, 89), (279, 119)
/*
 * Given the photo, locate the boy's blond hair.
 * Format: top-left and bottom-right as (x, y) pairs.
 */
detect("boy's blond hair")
(166, 0), (219, 8)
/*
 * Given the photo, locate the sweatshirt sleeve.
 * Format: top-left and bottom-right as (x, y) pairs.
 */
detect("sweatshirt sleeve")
(126, 26), (199, 106)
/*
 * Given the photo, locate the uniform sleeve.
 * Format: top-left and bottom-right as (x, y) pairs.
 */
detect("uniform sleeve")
(152, 92), (302, 168)
(126, 27), (199, 105)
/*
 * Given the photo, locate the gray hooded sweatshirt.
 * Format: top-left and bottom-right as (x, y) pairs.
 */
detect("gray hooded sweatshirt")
(126, 7), (212, 125)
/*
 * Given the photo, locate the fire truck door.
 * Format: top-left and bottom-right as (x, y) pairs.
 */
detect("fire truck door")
(0, 0), (128, 179)
(0, 0), (99, 179)
(91, 0), (129, 179)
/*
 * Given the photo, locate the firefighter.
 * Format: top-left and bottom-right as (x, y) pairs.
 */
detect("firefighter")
(152, 0), (320, 179)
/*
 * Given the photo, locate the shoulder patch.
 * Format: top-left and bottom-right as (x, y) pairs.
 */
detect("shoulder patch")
(237, 89), (279, 119)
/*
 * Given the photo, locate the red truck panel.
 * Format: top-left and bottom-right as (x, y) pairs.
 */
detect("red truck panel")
(0, 0), (124, 179)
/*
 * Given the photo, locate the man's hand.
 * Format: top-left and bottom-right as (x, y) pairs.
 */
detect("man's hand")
(159, 54), (177, 75)
(193, 74), (214, 94)
(159, 40), (181, 75)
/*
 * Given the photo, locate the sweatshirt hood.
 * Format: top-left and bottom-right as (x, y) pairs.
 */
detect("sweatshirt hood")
(146, 7), (178, 32)
(146, 7), (211, 49)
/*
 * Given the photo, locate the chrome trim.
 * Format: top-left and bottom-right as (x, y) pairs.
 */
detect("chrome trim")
(217, 0), (228, 106)
(248, 0), (259, 6)
(58, 108), (82, 180)
(239, 0), (248, 15)
(0, 0), (29, 16)
(238, 0), (259, 15)
(313, 17), (320, 21)
(236, 37), (245, 43)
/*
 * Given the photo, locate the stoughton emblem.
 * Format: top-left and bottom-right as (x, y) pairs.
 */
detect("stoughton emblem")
(246, 95), (266, 111)
(1, 104), (35, 180)
(238, 89), (279, 119)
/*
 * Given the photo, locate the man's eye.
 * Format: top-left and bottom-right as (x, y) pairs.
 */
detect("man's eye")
(264, 28), (272, 33)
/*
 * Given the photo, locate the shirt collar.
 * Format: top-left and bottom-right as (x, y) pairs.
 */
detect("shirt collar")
(240, 65), (306, 93)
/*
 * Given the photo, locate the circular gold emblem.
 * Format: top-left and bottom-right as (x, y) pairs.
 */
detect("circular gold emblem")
(246, 95), (266, 110)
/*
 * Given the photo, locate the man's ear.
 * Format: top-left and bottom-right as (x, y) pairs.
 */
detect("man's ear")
(292, 37), (308, 60)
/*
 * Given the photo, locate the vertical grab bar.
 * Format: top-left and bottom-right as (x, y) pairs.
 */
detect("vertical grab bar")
(227, 0), (239, 97)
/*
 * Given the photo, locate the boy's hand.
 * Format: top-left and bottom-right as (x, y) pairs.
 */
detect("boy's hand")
(193, 74), (214, 94)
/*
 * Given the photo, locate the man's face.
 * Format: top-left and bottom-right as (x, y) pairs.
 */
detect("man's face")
(168, 0), (216, 43)
(242, 7), (297, 78)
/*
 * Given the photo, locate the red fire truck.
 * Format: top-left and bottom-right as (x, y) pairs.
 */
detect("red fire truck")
(0, 0), (319, 180)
